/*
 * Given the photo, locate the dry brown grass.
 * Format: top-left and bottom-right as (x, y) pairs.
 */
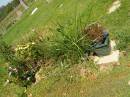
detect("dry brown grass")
(84, 23), (104, 42)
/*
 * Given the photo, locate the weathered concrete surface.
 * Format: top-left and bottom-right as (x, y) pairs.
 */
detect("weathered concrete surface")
(94, 50), (120, 65)
(94, 40), (120, 65)
(31, 8), (38, 15)
(108, 0), (121, 14)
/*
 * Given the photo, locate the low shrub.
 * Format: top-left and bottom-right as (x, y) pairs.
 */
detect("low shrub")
(0, 18), (95, 87)
(0, 41), (45, 87)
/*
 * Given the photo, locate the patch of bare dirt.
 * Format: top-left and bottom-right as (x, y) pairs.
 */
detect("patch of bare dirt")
(80, 67), (97, 80)
(99, 64), (113, 72)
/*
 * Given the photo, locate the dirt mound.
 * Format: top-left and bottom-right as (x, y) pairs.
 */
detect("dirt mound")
(84, 23), (104, 42)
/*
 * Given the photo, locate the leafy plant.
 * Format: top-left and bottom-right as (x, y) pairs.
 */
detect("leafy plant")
(0, 41), (45, 87)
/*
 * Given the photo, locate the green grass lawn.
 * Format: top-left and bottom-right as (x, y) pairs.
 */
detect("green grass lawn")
(27, 54), (130, 97)
(2, 0), (130, 44)
(0, 0), (130, 97)
(2, 0), (114, 44)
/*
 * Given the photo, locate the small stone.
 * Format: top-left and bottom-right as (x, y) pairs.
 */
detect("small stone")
(4, 79), (10, 86)
(59, 4), (63, 8)
(28, 93), (32, 97)
(63, 93), (67, 96)
(127, 64), (130, 67)
(31, 8), (38, 15)
(128, 80), (130, 86)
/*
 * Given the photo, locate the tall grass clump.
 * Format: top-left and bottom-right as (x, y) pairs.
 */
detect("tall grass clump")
(47, 18), (92, 63)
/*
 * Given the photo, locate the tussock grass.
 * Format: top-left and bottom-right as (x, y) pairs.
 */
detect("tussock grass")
(45, 18), (92, 63)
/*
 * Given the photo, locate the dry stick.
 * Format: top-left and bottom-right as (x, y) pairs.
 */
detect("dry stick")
(44, 59), (54, 67)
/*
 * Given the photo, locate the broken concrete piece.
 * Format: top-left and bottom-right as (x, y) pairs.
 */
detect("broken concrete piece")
(4, 79), (9, 86)
(108, 0), (121, 14)
(59, 4), (63, 8)
(128, 80), (130, 86)
(94, 40), (120, 65)
(94, 50), (120, 65)
(110, 40), (116, 51)
(31, 8), (38, 15)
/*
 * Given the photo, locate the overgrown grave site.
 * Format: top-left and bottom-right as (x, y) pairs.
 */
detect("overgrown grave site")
(0, 0), (130, 97)
(0, 17), (93, 87)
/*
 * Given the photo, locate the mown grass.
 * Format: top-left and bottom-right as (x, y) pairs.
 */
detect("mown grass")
(28, 54), (130, 97)
(0, 0), (130, 97)
(2, 0), (113, 44)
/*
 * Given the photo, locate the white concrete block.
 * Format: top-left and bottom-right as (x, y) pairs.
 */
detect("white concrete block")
(31, 8), (38, 15)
